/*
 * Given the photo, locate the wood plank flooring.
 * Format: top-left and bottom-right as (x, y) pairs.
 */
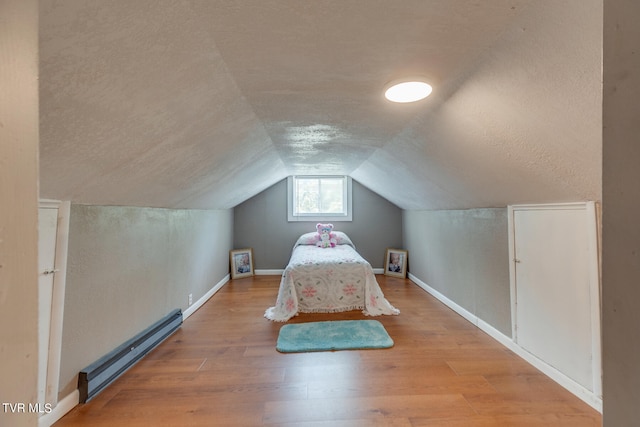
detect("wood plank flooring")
(54, 275), (602, 426)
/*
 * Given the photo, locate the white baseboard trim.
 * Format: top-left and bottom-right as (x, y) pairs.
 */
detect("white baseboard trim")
(255, 269), (284, 276)
(183, 274), (230, 320)
(38, 389), (79, 427)
(372, 268), (384, 274)
(407, 273), (603, 413)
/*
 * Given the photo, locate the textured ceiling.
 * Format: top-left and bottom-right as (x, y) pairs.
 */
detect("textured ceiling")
(39, 0), (602, 210)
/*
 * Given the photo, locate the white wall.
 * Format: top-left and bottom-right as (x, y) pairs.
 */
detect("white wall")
(0, 1), (39, 426)
(602, 0), (640, 425)
(57, 205), (233, 399)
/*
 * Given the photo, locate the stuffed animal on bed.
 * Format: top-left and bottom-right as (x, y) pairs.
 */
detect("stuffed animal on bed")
(316, 223), (337, 248)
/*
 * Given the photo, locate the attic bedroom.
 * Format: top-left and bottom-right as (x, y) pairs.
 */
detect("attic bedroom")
(2, 0), (640, 426)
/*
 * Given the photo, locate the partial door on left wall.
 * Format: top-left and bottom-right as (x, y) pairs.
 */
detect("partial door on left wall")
(38, 205), (58, 406)
(38, 200), (70, 411)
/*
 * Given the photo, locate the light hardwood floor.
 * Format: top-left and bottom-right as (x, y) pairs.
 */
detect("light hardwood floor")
(54, 275), (602, 426)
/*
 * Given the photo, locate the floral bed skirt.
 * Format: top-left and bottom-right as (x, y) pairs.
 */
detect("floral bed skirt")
(264, 244), (400, 322)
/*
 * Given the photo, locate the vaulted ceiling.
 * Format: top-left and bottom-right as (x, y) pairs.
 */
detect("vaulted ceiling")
(39, 0), (602, 210)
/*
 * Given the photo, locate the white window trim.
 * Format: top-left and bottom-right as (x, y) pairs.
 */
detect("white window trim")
(287, 175), (353, 222)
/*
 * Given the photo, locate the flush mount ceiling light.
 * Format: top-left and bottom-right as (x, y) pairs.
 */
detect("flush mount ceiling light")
(384, 80), (432, 103)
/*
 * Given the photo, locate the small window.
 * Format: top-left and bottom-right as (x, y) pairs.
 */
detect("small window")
(287, 176), (352, 222)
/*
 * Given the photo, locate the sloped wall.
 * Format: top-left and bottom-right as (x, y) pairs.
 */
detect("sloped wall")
(234, 179), (403, 269)
(403, 208), (511, 336)
(352, 0), (602, 211)
(58, 205), (233, 399)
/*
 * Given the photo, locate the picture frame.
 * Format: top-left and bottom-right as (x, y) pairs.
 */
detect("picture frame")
(230, 248), (254, 279)
(384, 248), (408, 278)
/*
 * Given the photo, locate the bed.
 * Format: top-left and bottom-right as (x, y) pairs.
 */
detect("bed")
(264, 231), (400, 322)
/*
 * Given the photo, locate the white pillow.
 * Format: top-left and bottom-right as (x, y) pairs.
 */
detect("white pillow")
(293, 231), (355, 248)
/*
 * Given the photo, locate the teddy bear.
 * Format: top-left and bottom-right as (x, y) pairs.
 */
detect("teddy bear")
(316, 223), (337, 248)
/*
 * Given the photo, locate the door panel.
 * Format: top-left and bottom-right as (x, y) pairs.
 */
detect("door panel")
(38, 207), (58, 406)
(513, 205), (595, 391)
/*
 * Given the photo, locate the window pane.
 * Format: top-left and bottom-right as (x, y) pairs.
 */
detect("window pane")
(294, 177), (345, 215)
(319, 178), (343, 213)
(288, 176), (351, 221)
(295, 178), (319, 214)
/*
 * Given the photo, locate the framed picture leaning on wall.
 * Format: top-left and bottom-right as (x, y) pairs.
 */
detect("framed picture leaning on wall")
(230, 248), (254, 279)
(384, 248), (408, 278)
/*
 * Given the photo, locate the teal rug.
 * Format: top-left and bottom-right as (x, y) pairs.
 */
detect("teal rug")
(276, 320), (394, 353)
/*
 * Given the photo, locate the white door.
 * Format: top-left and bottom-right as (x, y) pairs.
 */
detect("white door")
(511, 203), (601, 395)
(38, 206), (59, 406)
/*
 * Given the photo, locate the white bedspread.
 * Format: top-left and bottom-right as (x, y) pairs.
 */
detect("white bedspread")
(264, 241), (400, 322)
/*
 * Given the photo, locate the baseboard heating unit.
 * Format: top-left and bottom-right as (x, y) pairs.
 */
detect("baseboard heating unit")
(78, 308), (183, 403)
